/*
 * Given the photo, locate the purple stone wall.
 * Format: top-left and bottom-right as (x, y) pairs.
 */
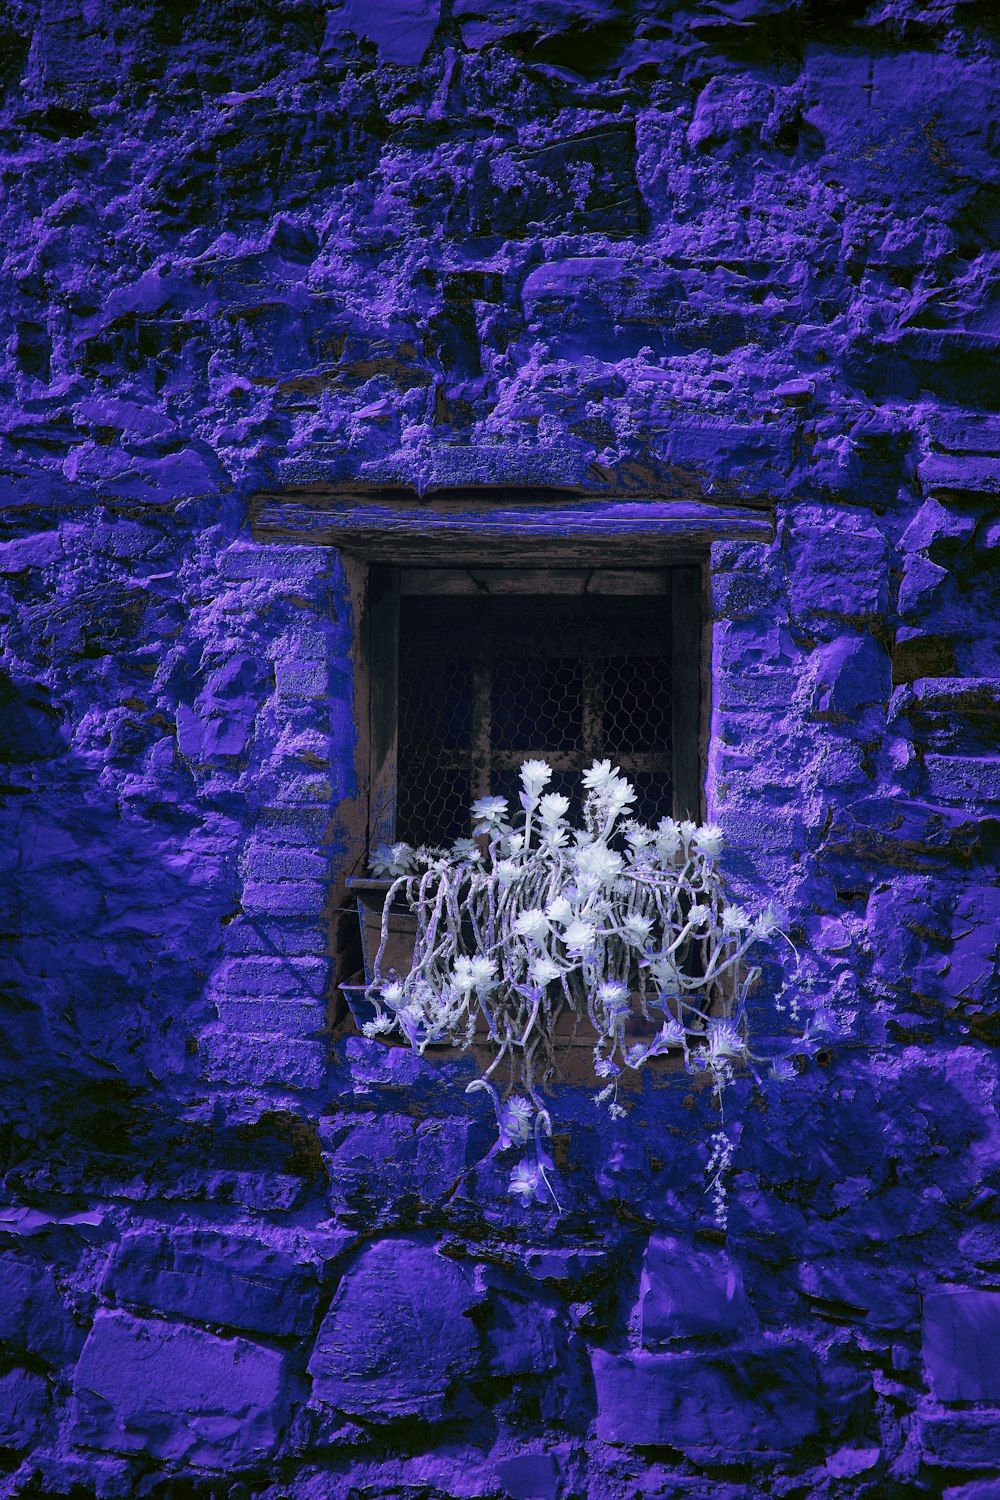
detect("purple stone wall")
(1, 1), (998, 1494)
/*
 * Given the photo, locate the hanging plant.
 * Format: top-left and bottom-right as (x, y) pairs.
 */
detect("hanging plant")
(362, 758), (821, 1212)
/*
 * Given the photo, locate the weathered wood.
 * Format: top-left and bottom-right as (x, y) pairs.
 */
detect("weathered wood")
(671, 565), (702, 821)
(251, 494), (774, 563)
(368, 566), (399, 849)
(399, 567), (674, 595)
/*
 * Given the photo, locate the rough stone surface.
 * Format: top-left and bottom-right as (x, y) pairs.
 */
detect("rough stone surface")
(0, 0), (997, 1492)
(72, 1310), (289, 1467)
(592, 1344), (818, 1454)
(308, 1238), (480, 1420)
(106, 1226), (321, 1336)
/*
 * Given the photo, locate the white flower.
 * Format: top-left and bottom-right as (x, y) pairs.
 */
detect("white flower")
(369, 841), (414, 876)
(452, 956), (476, 990)
(469, 956), (497, 990)
(498, 1096), (533, 1147)
(541, 823), (569, 849)
(362, 1014), (397, 1037)
(625, 823), (653, 849)
(770, 1057), (797, 1082)
(471, 794), (508, 826)
(582, 759), (619, 791)
(607, 779), (637, 812)
(680, 820), (698, 843)
(707, 1021), (744, 1058)
(574, 845), (623, 887)
(656, 1019), (687, 1048)
(450, 837), (481, 863)
(809, 1006), (838, 1035)
(623, 913), (653, 943)
(688, 903), (711, 929)
(454, 955), (496, 992)
(694, 822), (724, 860)
(530, 956), (562, 987)
(520, 759), (552, 797)
(643, 952), (681, 989)
(722, 904), (748, 934)
(546, 895), (573, 924)
(655, 818), (682, 859)
(539, 792), (570, 825)
(594, 1055), (620, 1078)
(495, 858), (519, 884)
(752, 906), (778, 938)
(563, 918), (596, 954)
(509, 1159), (543, 1205)
(598, 981), (630, 1022)
(514, 908), (549, 940)
(379, 981), (404, 1006)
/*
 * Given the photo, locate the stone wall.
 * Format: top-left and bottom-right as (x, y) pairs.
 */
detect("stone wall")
(1, 1), (998, 1495)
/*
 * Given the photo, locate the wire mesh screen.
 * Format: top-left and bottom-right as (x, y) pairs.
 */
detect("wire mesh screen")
(396, 591), (674, 846)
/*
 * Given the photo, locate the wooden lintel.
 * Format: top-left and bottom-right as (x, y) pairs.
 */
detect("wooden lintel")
(250, 494), (774, 563)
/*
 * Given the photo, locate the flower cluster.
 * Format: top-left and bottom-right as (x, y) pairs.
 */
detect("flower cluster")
(363, 759), (813, 1211)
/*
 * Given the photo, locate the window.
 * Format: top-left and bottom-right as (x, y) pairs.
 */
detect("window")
(249, 484), (774, 988)
(366, 565), (703, 853)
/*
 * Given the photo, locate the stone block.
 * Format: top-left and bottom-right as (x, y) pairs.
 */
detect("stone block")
(214, 998), (327, 1037)
(493, 1450), (565, 1500)
(809, 636), (891, 720)
(944, 1483), (1000, 1500)
(900, 497), (978, 554)
(244, 846), (328, 880)
(789, 523), (888, 622)
(485, 1297), (560, 1376)
(0, 1255), (83, 1361)
(241, 880), (327, 917)
(898, 555), (949, 616)
(923, 1289), (1000, 1401)
(928, 412), (1000, 454)
(919, 453), (1000, 494)
(639, 1236), (753, 1344)
(798, 1258), (917, 1329)
(223, 918), (326, 956)
(213, 956), (328, 998)
(0, 1368), (49, 1446)
(591, 1344), (817, 1454)
(199, 1030), (327, 1090)
(924, 755), (1000, 806)
(919, 1410), (1000, 1469)
(72, 1311), (289, 1467)
(0, 532), (62, 572)
(308, 1238), (480, 1420)
(220, 544), (328, 584)
(106, 1228), (320, 1336)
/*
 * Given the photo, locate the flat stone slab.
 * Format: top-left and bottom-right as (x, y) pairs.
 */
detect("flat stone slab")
(923, 1289), (1000, 1402)
(592, 1345), (817, 1455)
(72, 1310), (289, 1467)
(106, 1227), (320, 1336)
(639, 1235), (753, 1343)
(308, 1238), (479, 1420)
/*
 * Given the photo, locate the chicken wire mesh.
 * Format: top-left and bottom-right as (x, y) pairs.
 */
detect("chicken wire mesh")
(396, 591), (674, 846)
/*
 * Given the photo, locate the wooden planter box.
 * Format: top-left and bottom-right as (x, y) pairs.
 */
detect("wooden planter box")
(342, 876), (682, 1078)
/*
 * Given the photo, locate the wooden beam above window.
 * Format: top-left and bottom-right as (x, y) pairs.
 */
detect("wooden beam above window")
(250, 490), (773, 565)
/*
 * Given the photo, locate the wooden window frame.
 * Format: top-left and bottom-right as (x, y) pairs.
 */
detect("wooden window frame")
(250, 486), (774, 986)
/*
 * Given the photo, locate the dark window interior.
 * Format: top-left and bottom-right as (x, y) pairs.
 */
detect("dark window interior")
(396, 592), (676, 844)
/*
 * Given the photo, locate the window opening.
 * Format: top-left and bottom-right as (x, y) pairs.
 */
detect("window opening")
(367, 566), (703, 855)
(397, 592), (675, 844)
